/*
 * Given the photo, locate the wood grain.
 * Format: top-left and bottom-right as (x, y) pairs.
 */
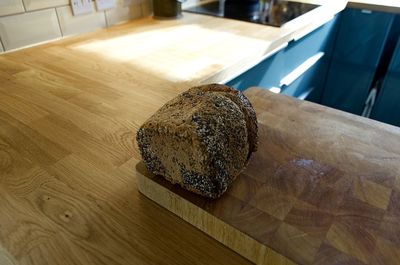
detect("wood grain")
(0, 14), (290, 265)
(138, 88), (400, 265)
(0, 4), (347, 264)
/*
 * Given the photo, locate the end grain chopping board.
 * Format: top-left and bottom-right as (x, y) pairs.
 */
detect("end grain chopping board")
(137, 87), (400, 265)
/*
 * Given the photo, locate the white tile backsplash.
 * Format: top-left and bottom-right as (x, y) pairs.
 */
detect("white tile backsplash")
(141, 0), (152, 17)
(105, 0), (142, 26)
(0, 0), (151, 51)
(0, 9), (62, 51)
(0, 0), (25, 16)
(23, 0), (69, 11)
(56, 4), (107, 37)
(122, 0), (143, 6)
(182, 0), (209, 9)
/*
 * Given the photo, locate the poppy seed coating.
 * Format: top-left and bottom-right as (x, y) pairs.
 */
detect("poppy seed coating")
(136, 84), (258, 199)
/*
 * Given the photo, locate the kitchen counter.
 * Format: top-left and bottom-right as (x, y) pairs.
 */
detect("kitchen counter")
(2, 0), (399, 263)
(348, 0), (400, 13)
(139, 87), (400, 265)
(1, 0), (347, 86)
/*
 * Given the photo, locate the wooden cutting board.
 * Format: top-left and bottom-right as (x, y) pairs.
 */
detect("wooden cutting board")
(137, 87), (400, 265)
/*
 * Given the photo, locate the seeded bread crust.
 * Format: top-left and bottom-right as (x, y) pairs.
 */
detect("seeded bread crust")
(189, 84), (258, 155)
(136, 84), (258, 199)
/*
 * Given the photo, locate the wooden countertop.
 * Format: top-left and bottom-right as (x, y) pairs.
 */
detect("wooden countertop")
(1, 0), (347, 85)
(7, 1), (397, 264)
(139, 88), (400, 265)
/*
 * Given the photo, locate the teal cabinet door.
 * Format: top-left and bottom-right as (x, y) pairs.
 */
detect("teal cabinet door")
(371, 37), (400, 126)
(281, 16), (339, 102)
(281, 59), (330, 101)
(226, 15), (339, 99)
(226, 50), (284, 91)
(321, 8), (395, 115)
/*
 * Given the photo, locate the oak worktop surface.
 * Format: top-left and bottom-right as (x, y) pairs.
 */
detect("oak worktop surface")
(3, 1), (398, 263)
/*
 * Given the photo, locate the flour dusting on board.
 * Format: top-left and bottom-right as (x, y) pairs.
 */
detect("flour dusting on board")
(291, 159), (329, 177)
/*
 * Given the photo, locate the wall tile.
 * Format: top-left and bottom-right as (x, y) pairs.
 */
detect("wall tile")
(23, 0), (69, 11)
(0, 9), (62, 51)
(182, 0), (200, 9)
(23, 0), (70, 11)
(141, 0), (152, 17)
(0, 0), (25, 16)
(56, 4), (107, 37)
(105, 0), (142, 26)
(182, 0), (210, 9)
(121, 0), (143, 6)
(0, 0), (149, 51)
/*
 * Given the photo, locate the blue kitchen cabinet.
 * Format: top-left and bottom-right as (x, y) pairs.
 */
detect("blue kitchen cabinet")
(389, 37), (400, 72)
(226, 15), (340, 100)
(281, 16), (339, 81)
(371, 37), (400, 126)
(281, 59), (330, 100)
(331, 9), (395, 67)
(281, 16), (340, 102)
(226, 50), (284, 91)
(321, 8), (395, 115)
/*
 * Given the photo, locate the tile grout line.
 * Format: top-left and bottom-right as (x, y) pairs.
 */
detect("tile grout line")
(0, 1), (140, 52)
(140, 2), (144, 17)
(20, 0), (27, 12)
(54, 7), (65, 37)
(104, 10), (109, 28)
(0, 5), (70, 19)
(0, 37), (5, 52)
(23, 5), (70, 14)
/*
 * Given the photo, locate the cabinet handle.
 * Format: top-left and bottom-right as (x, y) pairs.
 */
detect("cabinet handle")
(280, 52), (324, 87)
(361, 9), (372, 14)
(268, 87), (281, 94)
(220, 42), (288, 85)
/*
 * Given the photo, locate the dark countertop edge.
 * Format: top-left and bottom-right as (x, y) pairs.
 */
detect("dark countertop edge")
(348, 2), (400, 14)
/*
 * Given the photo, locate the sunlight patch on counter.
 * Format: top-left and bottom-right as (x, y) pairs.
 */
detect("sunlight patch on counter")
(72, 24), (270, 82)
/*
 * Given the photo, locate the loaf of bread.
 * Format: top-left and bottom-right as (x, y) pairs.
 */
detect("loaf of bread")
(136, 84), (258, 199)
